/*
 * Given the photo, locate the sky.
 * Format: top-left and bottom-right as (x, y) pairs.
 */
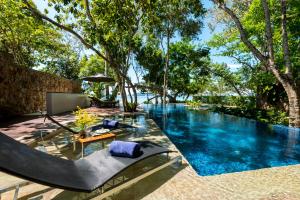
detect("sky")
(34, 0), (241, 83)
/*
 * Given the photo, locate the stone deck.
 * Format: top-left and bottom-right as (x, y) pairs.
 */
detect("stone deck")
(1, 116), (300, 199)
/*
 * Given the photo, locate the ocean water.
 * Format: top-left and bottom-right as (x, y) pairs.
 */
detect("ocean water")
(117, 93), (191, 104)
(144, 104), (300, 176)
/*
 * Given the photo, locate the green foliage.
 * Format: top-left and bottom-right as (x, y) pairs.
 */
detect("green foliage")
(143, 0), (206, 103)
(194, 96), (256, 108)
(125, 102), (137, 112)
(143, 100), (153, 104)
(85, 83), (105, 100)
(137, 39), (211, 100)
(15, 0), (206, 111)
(108, 86), (119, 101)
(79, 55), (113, 99)
(208, 0), (300, 108)
(79, 55), (106, 77)
(0, 0), (75, 68)
(44, 0), (207, 111)
(135, 41), (164, 86)
(147, 0), (205, 40)
(212, 106), (289, 125)
(186, 100), (201, 108)
(257, 108), (288, 125)
(87, 0), (144, 70)
(168, 40), (211, 98)
(42, 47), (81, 80)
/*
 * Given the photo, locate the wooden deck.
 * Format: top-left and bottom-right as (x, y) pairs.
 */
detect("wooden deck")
(0, 107), (123, 144)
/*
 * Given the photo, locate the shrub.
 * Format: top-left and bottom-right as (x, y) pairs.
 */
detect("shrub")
(143, 100), (153, 104)
(186, 100), (201, 108)
(211, 106), (288, 125)
(126, 102), (137, 112)
(193, 96), (255, 107)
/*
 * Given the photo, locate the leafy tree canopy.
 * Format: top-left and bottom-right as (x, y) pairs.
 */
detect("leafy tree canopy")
(0, 0), (77, 69)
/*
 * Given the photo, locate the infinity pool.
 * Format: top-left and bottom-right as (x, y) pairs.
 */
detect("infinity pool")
(144, 104), (300, 176)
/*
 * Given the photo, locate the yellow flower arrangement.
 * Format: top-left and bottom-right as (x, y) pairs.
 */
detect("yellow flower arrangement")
(73, 106), (97, 131)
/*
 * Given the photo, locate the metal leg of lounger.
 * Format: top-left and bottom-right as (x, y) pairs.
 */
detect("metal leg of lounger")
(28, 194), (43, 200)
(0, 181), (31, 200)
(13, 185), (19, 200)
(98, 156), (181, 199)
(174, 156), (182, 169)
(81, 143), (84, 158)
(0, 186), (21, 200)
(97, 188), (101, 194)
(73, 135), (76, 152)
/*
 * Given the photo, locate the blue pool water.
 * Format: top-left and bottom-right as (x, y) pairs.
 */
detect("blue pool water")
(144, 104), (300, 176)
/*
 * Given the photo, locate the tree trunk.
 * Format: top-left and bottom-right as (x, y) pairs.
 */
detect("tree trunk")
(119, 79), (128, 111)
(185, 94), (190, 101)
(280, 0), (292, 76)
(261, 0), (299, 127)
(108, 83), (119, 101)
(207, 67), (243, 96)
(168, 92), (180, 103)
(285, 85), (300, 127)
(128, 79), (138, 109)
(163, 27), (170, 105)
(261, 0), (275, 61)
(146, 90), (149, 102)
(256, 83), (288, 111)
(127, 83), (133, 104)
(121, 78), (138, 112)
(168, 95), (177, 103)
(104, 51), (109, 100)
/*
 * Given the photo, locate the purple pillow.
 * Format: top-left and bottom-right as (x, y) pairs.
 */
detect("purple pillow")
(109, 141), (142, 158)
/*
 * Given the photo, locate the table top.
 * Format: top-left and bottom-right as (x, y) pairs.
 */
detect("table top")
(78, 133), (116, 144)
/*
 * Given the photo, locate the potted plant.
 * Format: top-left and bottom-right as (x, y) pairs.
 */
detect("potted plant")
(74, 106), (97, 138)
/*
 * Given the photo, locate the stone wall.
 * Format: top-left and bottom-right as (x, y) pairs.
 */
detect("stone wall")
(0, 57), (81, 116)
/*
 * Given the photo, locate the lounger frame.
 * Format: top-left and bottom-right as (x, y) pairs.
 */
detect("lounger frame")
(97, 155), (181, 199)
(0, 180), (31, 200)
(0, 132), (180, 193)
